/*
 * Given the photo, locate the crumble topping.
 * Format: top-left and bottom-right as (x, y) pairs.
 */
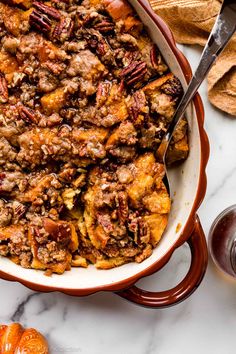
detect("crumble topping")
(0, 0), (188, 273)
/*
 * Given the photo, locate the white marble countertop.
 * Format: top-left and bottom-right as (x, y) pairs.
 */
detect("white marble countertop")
(1, 45), (236, 354)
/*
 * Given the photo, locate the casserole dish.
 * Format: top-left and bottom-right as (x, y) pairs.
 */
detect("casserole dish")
(0, 0), (209, 308)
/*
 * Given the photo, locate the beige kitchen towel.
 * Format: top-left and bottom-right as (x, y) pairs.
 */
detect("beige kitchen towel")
(149, 0), (236, 116)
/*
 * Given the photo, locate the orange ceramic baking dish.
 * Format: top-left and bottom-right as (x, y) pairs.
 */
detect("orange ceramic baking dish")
(0, 0), (209, 308)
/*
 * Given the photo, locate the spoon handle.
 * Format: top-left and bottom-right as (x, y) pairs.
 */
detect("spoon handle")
(161, 0), (236, 152)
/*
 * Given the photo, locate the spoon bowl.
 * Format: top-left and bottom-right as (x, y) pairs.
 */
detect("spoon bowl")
(157, 0), (236, 193)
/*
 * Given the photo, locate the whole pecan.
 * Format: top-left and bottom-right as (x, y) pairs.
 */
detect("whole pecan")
(30, 10), (52, 34)
(52, 17), (74, 42)
(18, 105), (38, 124)
(120, 61), (147, 86)
(117, 191), (129, 224)
(0, 73), (8, 103)
(33, 1), (61, 20)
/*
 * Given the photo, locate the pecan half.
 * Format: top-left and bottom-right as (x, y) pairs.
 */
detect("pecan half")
(94, 19), (115, 34)
(120, 61), (147, 86)
(150, 44), (168, 73)
(129, 90), (147, 124)
(117, 191), (129, 224)
(150, 44), (160, 68)
(30, 10), (52, 33)
(0, 73), (8, 103)
(14, 203), (27, 219)
(52, 17), (74, 42)
(18, 105), (38, 124)
(87, 35), (108, 56)
(85, 31), (110, 57)
(33, 1), (61, 20)
(161, 77), (183, 98)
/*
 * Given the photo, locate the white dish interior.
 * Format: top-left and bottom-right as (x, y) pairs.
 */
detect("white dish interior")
(0, 1), (201, 290)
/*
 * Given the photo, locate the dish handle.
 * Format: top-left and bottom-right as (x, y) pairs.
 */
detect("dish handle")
(117, 216), (208, 308)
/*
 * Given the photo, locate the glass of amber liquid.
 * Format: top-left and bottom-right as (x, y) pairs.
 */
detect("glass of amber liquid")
(209, 205), (236, 278)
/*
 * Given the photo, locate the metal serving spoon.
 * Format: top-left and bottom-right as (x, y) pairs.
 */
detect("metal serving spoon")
(157, 0), (236, 186)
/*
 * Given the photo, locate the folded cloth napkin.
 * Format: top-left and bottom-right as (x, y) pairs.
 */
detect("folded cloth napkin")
(149, 0), (236, 116)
